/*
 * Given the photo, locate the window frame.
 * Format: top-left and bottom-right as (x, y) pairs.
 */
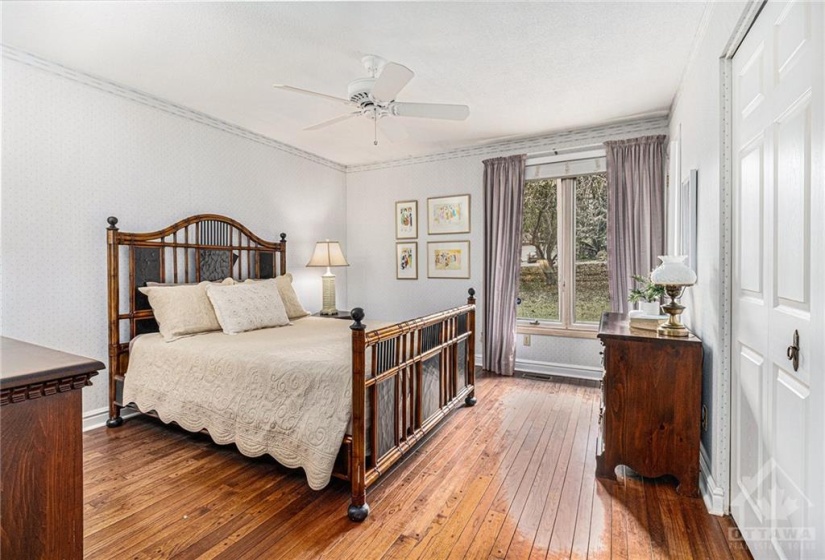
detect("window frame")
(517, 150), (608, 338)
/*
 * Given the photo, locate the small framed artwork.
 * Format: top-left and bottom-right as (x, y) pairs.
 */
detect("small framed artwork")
(427, 194), (470, 235)
(427, 241), (470, 279)
(679, 169), (698, 273)
(396, 242), (418, 280)
(395, 200), (418, 239)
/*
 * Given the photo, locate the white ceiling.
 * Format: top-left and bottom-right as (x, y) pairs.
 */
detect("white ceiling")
(2, 1), (709, 167)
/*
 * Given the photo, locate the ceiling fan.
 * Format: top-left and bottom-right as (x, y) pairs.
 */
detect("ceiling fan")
(273, 55), (470, 145)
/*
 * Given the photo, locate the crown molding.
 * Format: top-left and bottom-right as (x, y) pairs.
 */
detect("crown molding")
(4, 44), (668, 175)
(345, 116), (669, 173)
(2, 45), (346, 172)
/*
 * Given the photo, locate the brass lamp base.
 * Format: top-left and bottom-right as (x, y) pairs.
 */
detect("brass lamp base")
(657, 285), (690, 337)
(658, 321), (690, 337)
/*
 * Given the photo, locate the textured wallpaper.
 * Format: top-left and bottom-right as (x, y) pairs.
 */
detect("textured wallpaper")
(1, 59), (347, 413)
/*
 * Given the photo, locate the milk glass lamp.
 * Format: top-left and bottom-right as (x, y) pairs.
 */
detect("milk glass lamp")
(650, 255), (697, 337)
(306, 240), (349, 315)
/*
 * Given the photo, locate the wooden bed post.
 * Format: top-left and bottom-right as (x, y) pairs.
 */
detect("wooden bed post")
(348, 307), (370, 522)
(278, 233), (287, 277)
(465, 288), (477, 407)
(106, 217), (124, 427)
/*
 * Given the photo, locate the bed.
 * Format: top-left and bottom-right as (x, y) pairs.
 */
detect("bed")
(105, 214), (477, 521)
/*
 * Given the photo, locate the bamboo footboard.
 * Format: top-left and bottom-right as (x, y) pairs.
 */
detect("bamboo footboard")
(346, 289), (476, 521)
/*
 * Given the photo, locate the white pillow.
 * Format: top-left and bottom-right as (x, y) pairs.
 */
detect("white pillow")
(245, 275), (310, 320)
(138, 278), (233, 342)
(206, 281), (290, 335)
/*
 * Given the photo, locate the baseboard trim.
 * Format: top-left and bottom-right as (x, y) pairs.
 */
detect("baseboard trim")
(83, 406), (139, 432)
(700, 444), (726, 516)
(515, 358), (602, 381)
(474, 354), (601, 381)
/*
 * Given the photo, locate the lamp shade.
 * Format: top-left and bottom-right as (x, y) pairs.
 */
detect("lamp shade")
(650, 255), (697, 286)
(306, 240), (349, 268)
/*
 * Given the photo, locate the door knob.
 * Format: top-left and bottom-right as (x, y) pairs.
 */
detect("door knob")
(786, 330), (799, 372)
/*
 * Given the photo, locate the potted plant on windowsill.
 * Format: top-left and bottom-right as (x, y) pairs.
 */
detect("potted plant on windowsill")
(628, 274), (665, 316)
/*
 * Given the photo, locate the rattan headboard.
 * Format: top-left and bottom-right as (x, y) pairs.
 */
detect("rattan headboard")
(106, 214), (287, 386)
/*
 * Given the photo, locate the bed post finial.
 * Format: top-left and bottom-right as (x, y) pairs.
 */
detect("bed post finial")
(467, 287), (476, 303)
(280, 233), (287, 242)
(107, 216), (119, 230)
(350, 308), (365, 329)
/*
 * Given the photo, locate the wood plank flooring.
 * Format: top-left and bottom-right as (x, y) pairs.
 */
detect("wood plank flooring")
(83, 373), (752, 559)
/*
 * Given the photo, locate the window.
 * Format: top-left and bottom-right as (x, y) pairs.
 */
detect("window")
(518, 152), (611, 333)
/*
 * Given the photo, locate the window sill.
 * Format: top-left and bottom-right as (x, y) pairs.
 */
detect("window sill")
(516, 324), (598, 340)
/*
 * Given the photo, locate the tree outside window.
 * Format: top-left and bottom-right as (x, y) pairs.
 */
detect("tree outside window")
(519, 172), (610, 328)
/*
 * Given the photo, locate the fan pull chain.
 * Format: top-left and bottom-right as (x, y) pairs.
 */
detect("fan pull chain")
(374, 108), (378, 146)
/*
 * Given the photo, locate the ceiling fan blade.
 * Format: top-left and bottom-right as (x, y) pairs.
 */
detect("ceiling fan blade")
(390, 102), (470, 121)
(303, 112), (360, 131)
(371, 63), (414, 102)
(273, 84), (354, 107)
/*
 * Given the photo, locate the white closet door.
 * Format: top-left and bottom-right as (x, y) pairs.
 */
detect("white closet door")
(731, 1), (824, 559)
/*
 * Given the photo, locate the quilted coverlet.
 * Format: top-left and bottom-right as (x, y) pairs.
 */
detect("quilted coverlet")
(123, 316), (368, 490)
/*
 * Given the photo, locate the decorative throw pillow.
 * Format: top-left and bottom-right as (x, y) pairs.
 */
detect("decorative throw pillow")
(245, 274), (310, 320)
(138, 278), (233, 342)
(206, 281), (290, 335)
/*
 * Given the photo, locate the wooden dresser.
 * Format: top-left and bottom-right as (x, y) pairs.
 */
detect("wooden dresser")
(595, 313), (703, 497)
(1, 337), (102, 560)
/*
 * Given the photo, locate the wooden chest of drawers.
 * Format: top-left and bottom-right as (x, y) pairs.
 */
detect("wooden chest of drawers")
(595, 313), (703, 497)
(1, 337), (102, 559)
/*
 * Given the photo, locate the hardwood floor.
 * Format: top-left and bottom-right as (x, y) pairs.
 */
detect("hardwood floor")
(83, 374), (752, 559)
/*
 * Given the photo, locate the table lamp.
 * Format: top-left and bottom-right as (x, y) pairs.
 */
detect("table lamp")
(306, 240), (349, 315)
(649, 255), (697, 337)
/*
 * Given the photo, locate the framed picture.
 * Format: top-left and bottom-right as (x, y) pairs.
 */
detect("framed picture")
(427, 194), (470, 235)
(396, 242), (418, 280)
(395, 200), (418, 239)
(427, 241), (470, 279)
(679, 169), (698, 273)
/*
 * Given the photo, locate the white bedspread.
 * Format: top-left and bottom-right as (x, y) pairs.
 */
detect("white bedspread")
(123, 316), (366, 490)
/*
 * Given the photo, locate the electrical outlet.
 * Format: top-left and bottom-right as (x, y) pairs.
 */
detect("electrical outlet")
(523, 334), (531, 347)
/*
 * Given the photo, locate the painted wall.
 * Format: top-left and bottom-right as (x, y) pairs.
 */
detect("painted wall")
(346, 156), (483, 323)
(346, 118), (667, 374)
(1, 57), (348, 415)
(667, 0), (749, 507)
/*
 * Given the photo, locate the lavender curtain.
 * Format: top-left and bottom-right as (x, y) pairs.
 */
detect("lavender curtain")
(605, 135), (666, 314)
(482, 154), (526, 376)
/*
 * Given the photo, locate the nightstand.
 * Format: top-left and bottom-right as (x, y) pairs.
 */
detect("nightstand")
(312, 311), (352, 320)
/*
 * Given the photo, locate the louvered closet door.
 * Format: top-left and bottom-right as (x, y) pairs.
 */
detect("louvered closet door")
(731, 1), (824, 559)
